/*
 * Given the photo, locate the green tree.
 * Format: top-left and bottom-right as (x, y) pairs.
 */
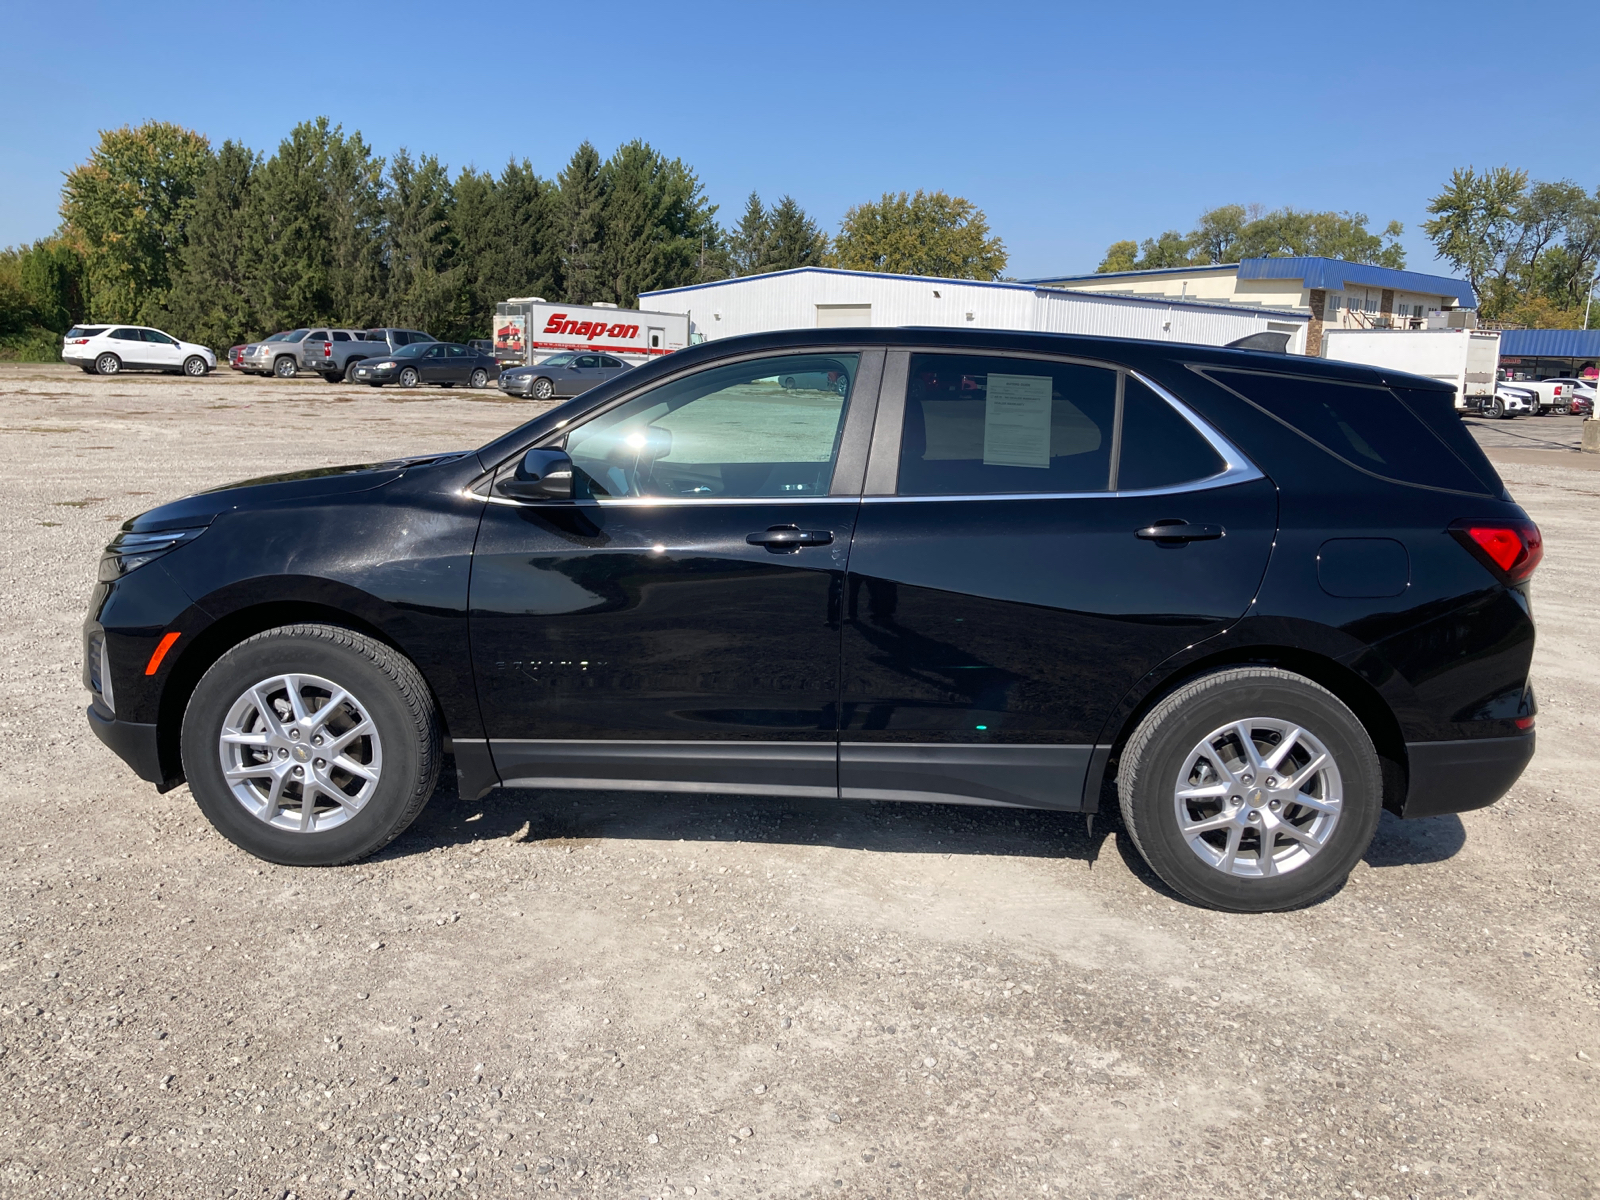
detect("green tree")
(764, 196), (828, 272)
(164, 140), (260, 350)
(384, 149), (463, 336)
(1097, 203), (1406, 275)
(453, 159), (562, 334)
(1096, 239), (1139, 273)
(60, 121), (213, 323)
(0, 238), (89, 359)
(831, 190), (1006, 279)
(597, 140), (720, 306)
(557, 142), (607, 304)
(727, 191), (771, 276)
(1424, 167), (1530, 312)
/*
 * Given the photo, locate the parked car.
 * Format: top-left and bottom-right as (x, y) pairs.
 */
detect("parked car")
(1571, 393), (1594, 418)
(1481, 385), (1535, 419)
(498, 351), (632, 399)
(470, 339), (494, 356)
(81, 328), (1540, 913)
(298, 328), (379, 383)
(351, 341), (499, 389)
(62, 325), (215, 376)
(1537, 378), (1595, 414)
(227, 345), (246, 371)
(239, 330), (311, 378)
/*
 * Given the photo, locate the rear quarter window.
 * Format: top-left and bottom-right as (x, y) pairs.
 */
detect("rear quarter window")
(1205, 369), (1494, 495)
(67, 326), (107, 338)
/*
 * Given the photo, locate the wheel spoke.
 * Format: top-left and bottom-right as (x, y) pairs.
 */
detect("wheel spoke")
(1276, 822), (1321, 848)
(221, 731), (270, 747)
(1258, 828), (1277, 876)
(250, 686), (288, 738)
(333, 754), (377, 783)
(305, 689), (349, 731)
(1180, 811), (1236, 836)
(1216, 824), (1243, 873)
(299, 780), (318, 831)
(1282, 752), (1329, 792)
(1198, 747), (1240, 787)
(256, 768), (288, 822)
(327, 720), (375, 756)
(1177, 782), (1230, 801)
(1232, 723), (1267, 771)
(225, 764), (272, 783)
(1264, 725), (1304, 770)
(283, 676), (312, 725)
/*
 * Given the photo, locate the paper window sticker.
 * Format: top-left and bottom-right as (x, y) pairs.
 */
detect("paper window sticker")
(982, 374), (1053, 468)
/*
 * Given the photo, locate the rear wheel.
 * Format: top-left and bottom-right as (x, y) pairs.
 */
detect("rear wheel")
(343, 359), (364, 383)
(94, 353), (121, 376)
(274, 356), (298, 379)
(470, 368), (489, 389)
(1117, 667), (1382, 912)
(181, 624), (441, 866)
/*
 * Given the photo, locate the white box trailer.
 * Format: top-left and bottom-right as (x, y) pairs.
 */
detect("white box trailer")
(1321, 328), (1501, 411)
(492, 299), (691, 367)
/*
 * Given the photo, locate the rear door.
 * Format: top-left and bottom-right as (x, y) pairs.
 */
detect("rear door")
(447, 344), (473, 382)
(839, 348), (1278, 810)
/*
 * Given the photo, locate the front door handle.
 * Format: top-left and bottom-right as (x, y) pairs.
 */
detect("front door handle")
(1136, 521), (1224, 542)
(747, 525), (834, 551)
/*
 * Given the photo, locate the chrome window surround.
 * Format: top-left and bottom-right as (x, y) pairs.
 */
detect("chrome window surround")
(468, 347), (1263, 507)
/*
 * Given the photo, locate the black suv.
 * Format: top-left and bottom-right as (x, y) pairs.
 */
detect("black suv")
(82, 329), (1539, 911)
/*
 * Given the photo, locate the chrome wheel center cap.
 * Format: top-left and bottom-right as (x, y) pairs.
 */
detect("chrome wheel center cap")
(292, 743), (311, 763)
(1247, 787), (1266, 808)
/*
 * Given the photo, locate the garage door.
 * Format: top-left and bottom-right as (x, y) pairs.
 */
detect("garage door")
(816, 304), (871, 328)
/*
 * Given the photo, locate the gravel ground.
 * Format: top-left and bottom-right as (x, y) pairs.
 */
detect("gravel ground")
(1, 364), (1597, 1200)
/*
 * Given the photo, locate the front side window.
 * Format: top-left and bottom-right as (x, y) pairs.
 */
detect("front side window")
(141, 329), (177, 344)
(425, 345), (447, 359)
(898, 354), (1116, 495)
(285, 329), (309, 342)
(565, 353), (859, 500)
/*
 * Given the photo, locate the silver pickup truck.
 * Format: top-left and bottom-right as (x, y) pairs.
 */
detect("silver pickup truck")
(300, 327), (438, 383)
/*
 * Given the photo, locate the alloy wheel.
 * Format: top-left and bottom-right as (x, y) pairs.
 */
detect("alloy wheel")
(184, 356), (206, 376)
(275, 357), (297, 378)
(470, 368), (488, 389)
(95, 353), (120, 376)
(1172, 717), (1342, 879)
(400, 368), (420, 389)
(532, 377), (553, 400)
(217, 672), (383, 833)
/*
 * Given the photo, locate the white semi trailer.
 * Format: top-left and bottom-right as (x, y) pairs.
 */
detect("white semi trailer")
(492, 298), (691, 368)
(1321, 328), (1501, 413)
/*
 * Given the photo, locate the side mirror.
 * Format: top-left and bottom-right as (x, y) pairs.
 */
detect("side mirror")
(496, 448), (573, 501)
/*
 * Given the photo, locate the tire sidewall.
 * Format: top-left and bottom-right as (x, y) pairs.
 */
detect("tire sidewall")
(181, 633), (429, 866)
(533, 377), (553, 399)
(184, 356), (207, 376)
(1126, 675), (1382, 912)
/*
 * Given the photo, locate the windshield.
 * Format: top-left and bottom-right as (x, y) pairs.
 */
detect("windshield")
(541, 353), (577, 367)
(263, 332), (288, 343)
(393, 343), (430, 359)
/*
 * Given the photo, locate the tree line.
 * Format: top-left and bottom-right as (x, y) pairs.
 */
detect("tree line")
(1098, 177), (1600, 328)
(0, 119), (1008, 359)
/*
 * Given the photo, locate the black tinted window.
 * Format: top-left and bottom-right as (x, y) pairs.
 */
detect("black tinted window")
(601, 355), (625, 368)
(332, 331), (350, 342)
(306, 331), (329, 342)
(1117, 378), (1225, 490)
(110, 328), (141, 341)
(1210, 370), (1491, 494)
(67, 326), (107, 338)
(1390, 386), (1503, 495)
(898, 354), (1115, 495)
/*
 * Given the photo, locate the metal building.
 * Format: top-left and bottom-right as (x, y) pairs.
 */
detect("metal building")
(638, 267), (1310, 353)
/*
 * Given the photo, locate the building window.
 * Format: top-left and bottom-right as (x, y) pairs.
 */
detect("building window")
(1328, 294), (1342, 313)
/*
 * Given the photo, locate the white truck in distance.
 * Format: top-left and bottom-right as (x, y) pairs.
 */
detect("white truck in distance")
(1321, 328), (1501, 414)
(493, 299), (690, 367)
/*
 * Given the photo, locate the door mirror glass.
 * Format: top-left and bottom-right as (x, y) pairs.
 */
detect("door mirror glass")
(565, 353), (858, 499)
(496, 449), (574, 501)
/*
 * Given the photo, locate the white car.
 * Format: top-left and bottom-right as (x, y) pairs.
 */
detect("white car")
(1482, 385), (1534, 419)
(62, 324), (216, 377)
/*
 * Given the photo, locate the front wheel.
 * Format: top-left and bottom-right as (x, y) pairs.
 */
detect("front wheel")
(1486, 397), (1505, 419)
(399, 367), (420, 389)
(94, 353), (121, 376)
(1117, 667), (1382, 912)
(470, 368), (488, 389)
(181, 624), (441, 866)
(274, 356), (298, 379)
(183, 355), (208, 377)
(531, 376), (554, 400)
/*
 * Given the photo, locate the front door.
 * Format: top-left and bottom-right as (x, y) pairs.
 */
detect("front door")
(470, 348), (882, 796)
(839, 349), (1277, 810)
(140, 329), (184, 369)
(418, 344), (450, 383)
(564, 354), (601, 396)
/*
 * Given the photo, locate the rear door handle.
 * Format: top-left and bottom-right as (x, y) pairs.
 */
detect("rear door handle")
(1136, 522), (1224, 542)
(747, 525), (834, 551)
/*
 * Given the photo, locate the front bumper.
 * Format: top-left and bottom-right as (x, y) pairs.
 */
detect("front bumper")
(86, 703), (175, 788)
(498, 377), (534, 395)
(1402, 731), (1535, 818)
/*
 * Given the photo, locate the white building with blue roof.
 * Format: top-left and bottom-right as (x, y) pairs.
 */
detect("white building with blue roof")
(1023, 257), (1477, 356)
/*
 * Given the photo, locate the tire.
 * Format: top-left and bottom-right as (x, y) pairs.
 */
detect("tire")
(343, 359), (364, 383)
(1486, 397), (1504, 419)
(781, 376), (796, 389)
(531, 376), (554, 400)
(1116, 667), (1382, 913)
(399, 367), (420, 389)
(183, 355), (208, 377)
(79, 365), (95, 374)
(94, 353), (121, 376)
(274, 356), (298, 379)
(470, 368), (488, 389)
(181, 624), (441, 867)
(322, 373), (343, 384)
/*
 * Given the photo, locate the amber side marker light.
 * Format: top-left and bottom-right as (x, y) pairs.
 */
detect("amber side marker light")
(144, 631), (181, 676)
(1449, 519), (1543, 585)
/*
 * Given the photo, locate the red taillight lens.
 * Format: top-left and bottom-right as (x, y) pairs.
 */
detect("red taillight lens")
(1450, 519), (1543, 584)
(323, 342), (332, 357)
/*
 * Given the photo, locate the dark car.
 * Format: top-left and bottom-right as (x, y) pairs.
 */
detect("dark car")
(352, 342), (499, 389)
(498, 351), (632, 399)
(81, 328), (1540, 912)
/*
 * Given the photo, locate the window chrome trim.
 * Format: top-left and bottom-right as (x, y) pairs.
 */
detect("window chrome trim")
(471, 492), (859, 509)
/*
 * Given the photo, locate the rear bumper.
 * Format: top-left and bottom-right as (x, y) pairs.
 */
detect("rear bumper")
(86, 703), (173, 788)
(1401, 732), (1535, 818)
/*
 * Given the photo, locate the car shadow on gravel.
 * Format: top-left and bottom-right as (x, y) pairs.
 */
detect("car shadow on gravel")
(380, 764), (1468, 890)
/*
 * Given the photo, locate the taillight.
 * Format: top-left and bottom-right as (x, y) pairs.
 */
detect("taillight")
(1449, 518), (1543, 585)
(323, 342), (332, 357)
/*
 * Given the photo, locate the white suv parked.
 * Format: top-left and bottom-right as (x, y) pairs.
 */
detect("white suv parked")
(62, 325), (216, 377)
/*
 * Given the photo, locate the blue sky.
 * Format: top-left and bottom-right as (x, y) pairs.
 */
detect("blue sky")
(3, 0), (1595, 279)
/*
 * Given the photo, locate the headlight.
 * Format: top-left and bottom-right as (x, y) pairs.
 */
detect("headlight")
(98, 526), (209, 583)
(378, 361), (397, 369)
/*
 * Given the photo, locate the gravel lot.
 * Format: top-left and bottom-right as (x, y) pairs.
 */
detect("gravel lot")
(2, 364), (1597, 1200)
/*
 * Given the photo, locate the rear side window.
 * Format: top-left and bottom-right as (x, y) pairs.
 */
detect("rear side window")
(1208, 369), (1492, 494)
(1390, 385), (1504, 496)
(898, 353), (1116, 495)
(1117, 378), (1225, 491)
(67, 326), (107, 338)
(332, 331), (351, 342)
(109, 328), (141, 341)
